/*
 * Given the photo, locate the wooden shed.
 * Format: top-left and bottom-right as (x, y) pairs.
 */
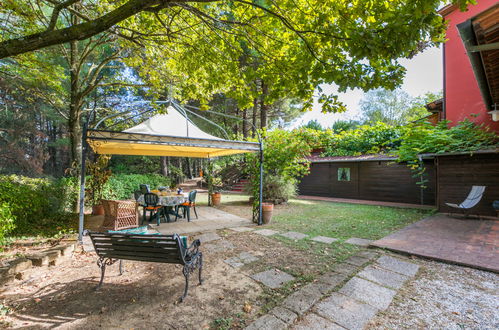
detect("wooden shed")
(424, 150), (499, 216)
(298, 155), (436, 206)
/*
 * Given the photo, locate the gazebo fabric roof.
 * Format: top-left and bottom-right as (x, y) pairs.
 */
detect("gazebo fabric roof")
(87, 106), (260, 158)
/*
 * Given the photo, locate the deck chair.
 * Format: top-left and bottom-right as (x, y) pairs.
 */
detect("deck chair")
(445, 186), (486, 216)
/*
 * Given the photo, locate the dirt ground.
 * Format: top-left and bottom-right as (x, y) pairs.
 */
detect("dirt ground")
(0, 230), (337, 329)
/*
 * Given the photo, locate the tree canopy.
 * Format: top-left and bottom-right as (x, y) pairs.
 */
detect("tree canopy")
(1, 0), (473, 113)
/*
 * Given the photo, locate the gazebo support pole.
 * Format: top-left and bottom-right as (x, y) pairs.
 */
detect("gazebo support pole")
(258, 142), (264, 225)
(78, 123), (88, 243)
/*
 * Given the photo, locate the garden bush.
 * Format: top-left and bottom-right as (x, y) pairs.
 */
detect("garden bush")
(104, 173), (173, 200)
(261, 175), (297, 202)
(0, 175), (75, 236)
(0, 202), (15, 243)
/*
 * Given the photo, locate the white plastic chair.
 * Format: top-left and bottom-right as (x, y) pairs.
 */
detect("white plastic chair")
(445, 186), (486, 215)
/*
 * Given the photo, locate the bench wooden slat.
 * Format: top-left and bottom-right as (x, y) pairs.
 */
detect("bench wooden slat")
(92, 237), (177, 245)
(95, 246), (182, 257)
(91, 233), (175, 240)
(98, 252), (182, 264)
(93, 241), (180, 251)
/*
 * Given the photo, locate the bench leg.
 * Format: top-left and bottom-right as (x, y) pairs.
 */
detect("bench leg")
(180, 265), (190, 302)
(198, 252), (203, 285)
(96, 257), (107, 289)
(119, 260), (124, 275)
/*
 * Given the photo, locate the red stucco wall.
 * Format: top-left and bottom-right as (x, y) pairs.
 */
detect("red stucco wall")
(443, 0), (499, 132)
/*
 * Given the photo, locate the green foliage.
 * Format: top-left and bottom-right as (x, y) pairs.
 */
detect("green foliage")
(322, 123), (403, 156)
(331, 120), (361, 133)
(0, 202), (16, 243)
(301, 120), (324, 131)
(0, 175), (76, 237)
(360, 88), (430, 125)
(246, 130), (311, 210)
(396, 120), (498, 163)
(262, 175), (298, 202)
(104, 174), (173, 200)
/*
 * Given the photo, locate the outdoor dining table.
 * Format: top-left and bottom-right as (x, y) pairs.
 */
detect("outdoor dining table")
(137, 193), (189, 223)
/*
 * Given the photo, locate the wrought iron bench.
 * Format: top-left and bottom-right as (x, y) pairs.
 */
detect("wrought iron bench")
(87, 231), (203, 302)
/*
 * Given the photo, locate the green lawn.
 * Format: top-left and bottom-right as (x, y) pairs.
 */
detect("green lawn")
(268, 198), (434, 240)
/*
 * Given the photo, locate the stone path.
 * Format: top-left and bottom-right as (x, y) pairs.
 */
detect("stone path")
(230, 226), (256, 232)
(254, 229), (280, 236)
(311, 236), (338, 244)
(251, 269), (296, 289)
(245, 253), (421, 330)
(224, 252), (259, 268)
(280, 231), (308, 240)
(344, 237), (374, 247)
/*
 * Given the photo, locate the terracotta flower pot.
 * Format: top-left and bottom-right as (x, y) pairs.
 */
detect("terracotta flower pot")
(92, 204), (105, 216)
(211, 192), (221, 206)
(262, 202), (274, 224)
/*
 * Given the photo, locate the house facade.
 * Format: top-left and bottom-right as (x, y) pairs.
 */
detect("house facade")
(440, 1), (499, 132)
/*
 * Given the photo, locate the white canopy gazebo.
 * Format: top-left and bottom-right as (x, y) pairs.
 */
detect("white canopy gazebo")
(78, 101), (263, 241)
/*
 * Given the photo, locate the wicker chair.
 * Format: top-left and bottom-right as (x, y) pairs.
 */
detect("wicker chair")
(101, 200), (139, 231)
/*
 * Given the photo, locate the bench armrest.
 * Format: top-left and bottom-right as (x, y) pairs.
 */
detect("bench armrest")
(184, 239), (201, 261)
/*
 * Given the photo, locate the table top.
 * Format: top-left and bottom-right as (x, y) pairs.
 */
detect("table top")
(137, 194), (188, 206)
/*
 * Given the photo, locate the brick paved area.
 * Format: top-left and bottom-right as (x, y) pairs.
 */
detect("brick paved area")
(371, 214), (499, 273)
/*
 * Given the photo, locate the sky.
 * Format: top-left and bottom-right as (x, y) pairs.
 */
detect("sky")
(290, 46), (444, 129)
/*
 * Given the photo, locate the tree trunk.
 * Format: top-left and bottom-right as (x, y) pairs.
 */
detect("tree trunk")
(260, 80), (268, 129)
(242, 108), (248, 138)
(185, 157), (192, 179)
(160, 156), (168, 176)
(252, 98), (258, 137)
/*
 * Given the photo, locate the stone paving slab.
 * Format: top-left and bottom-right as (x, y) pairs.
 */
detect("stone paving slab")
(292, 312), (346, 330)
(282, 284), (323, 315)
(230, 226), (255, 232)
(244, 314), (286, 330)
(356, 250), (379, 260)
(270, 306), (298, 324)
(280, 231), (309, 240)
(376, 255), (419, 277)
(254, 229), (279, 236)
(196, 232), (221, 243)
(205, 240), (235, 252)
(332, 262), (359, 276)
(239, 251), (259, 263)
(224, 252), (259, 268)
(311, 236), (338, 244)
(344, 255), (370, 267)
(344, 237), (374, 247)
(314, 292), (378, 330)
(357, 265), (409, 290)
(317, 272), (349, 289)
(223, 257), (245, 268)
(339, 276), (397, 310)
(251, 269), (295, 289)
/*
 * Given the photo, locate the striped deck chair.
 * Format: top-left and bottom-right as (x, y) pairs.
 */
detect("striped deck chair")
(445, 186), (486, 216)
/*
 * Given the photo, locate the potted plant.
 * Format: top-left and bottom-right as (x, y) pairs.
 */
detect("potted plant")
(86, 155), (112, 215)
(262, 202), (274, 224)
(211, 190), (222, 206)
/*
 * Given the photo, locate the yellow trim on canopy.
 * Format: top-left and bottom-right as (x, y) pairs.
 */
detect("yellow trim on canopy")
(87, 140), (253, 158)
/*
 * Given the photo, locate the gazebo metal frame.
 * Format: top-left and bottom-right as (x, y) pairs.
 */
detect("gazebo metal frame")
(78, 100), (264, 241)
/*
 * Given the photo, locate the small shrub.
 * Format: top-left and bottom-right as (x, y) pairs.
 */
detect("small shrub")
(0, 202), (15, 243)
(261, 175), (297, 202)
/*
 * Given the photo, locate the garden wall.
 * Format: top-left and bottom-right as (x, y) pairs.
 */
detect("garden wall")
(298, 159), (436, 206)
(436, 152), (499, 216)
